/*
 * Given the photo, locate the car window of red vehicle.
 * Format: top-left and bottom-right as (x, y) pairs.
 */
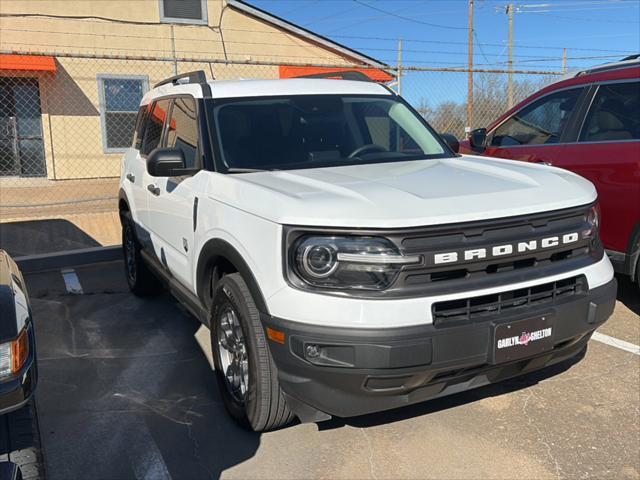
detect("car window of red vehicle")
(490, 88), (583, 147)
(579, 81), (640, 142)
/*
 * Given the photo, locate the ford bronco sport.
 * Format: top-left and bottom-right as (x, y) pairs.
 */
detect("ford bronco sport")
(119, 71), (617, 432)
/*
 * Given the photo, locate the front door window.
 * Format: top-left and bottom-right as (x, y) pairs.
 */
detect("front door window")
(0, 77), (46, 177)
(490, 88), (583, 147)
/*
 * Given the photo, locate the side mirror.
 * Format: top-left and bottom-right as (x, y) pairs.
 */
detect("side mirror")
(440, 133), (459, 153)
(469, 128), (487, 151)
(146, 148), (186, 177)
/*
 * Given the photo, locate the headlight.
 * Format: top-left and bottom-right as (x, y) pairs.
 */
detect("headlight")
(0, 328), (29, 379)
(291, 236), (421, 291)
(583, 202), (600, 239)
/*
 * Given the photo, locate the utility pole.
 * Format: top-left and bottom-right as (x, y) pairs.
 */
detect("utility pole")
(507, 4), (514, 109)
(467, 0), (474, 132)
(562, 48), (568, 73)
(397, 39), (403, 96)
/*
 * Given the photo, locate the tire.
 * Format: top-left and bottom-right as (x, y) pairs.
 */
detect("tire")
(210, 273), (294, 432)
(1, 403), (44, 480)
(121, 211), (163, 296)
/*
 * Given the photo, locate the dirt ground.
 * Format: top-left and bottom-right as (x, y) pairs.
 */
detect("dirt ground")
(0, 178), (118, 221)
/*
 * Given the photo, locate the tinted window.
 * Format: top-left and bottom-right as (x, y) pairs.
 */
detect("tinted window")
(166, 97), (199, 169)
(360, 102), (422, 154)
(141, 99), (171, 156)
(214, 95), (447, 171)
(491, 88), (582, 147)
(99, 77), (147, 151)
(580, 81), (640, 142)
(132, 106), (147, 149)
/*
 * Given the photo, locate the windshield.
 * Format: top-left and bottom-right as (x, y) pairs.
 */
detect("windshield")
(211, 95), (451, 171)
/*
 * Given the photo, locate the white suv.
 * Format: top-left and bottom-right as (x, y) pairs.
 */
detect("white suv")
(119, 71), (617, 431)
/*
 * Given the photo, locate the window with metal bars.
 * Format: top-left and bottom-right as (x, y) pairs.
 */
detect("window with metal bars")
(98, 75), (148, 153)
(160, 0), (208, 24)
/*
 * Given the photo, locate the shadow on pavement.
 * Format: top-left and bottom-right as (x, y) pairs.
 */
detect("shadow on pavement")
(0, 219), (101, 257)
(615, 274), (639, 316)
(25, 260), (634, 478)
(28, 264), (260, 480)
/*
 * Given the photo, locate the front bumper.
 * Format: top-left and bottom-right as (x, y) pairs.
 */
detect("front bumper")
(263, 277), (617, 420)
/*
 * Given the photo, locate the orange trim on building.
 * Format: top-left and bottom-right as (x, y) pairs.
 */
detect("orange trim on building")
(0, 54), (57, 73)
(279, 65), (394, 83)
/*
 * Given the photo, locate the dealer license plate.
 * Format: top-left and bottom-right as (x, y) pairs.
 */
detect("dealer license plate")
(493, 315), (554, 364)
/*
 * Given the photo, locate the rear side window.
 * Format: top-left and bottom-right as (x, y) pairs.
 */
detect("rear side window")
(141, 99), (171, 156)
(165, 97), (199, 169)
(491, 88), (583, 147)
(132, 106), (147, 150)
(580, 81), (640, 142)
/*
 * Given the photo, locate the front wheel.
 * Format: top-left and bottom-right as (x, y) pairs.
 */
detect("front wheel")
(210, 273), (294, 431)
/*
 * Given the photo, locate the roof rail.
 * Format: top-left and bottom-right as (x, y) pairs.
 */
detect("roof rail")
(575, 54), (639, 77)
(154, 70), (207, 89)
(295, 70), (374, 82)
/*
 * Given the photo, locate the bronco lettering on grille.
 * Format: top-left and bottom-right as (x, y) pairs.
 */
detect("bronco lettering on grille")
(433, 232), (580, 265)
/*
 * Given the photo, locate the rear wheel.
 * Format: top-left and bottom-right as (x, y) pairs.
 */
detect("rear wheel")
(210, 273), (294, 431)
(121, 211), (163, 296)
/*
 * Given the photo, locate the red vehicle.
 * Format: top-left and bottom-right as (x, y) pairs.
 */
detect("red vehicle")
(460, 56), (640, 287)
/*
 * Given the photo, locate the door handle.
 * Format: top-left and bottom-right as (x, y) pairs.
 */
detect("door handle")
(147, 184), (160, 196)
(126, 173), (135, 183)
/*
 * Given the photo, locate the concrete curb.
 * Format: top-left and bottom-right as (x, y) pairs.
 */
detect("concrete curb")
(14, 246), (122, 273)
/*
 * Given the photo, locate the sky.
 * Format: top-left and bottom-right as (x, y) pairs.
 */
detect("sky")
(250, 0), (640, 105)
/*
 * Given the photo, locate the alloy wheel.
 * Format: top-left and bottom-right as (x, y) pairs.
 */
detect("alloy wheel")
(217, 306), (249, 404)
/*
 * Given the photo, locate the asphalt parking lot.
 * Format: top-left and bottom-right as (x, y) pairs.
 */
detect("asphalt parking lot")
(17, 260), (640, 479)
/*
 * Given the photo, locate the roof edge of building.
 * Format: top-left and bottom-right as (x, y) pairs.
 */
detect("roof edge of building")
(226, 0), (391, 72)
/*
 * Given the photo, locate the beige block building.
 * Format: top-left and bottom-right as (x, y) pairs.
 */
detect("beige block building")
(0, 0), (391, 182)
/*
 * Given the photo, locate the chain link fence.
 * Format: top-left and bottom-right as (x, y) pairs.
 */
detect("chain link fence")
(0, 50), (561, 252)
(404, 68), (558, 138)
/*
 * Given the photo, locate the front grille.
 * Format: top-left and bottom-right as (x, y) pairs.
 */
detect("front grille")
(432, 275), (586, 325)
(385, 204), (599, 297)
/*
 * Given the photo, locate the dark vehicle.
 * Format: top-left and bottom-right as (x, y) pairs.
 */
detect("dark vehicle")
(0, 250), (37, 415)
(460, 56), (640, 287)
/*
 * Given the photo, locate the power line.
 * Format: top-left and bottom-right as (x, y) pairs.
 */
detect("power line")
(515, 0), (640, 10)
(3, 40), (585, 69)
(281, 0), (320, 16)
(1, 27), (630, 61)
(516, 3), (639, 13)
(521, 10), (640, 24)
(474, 31), (495, 64)
(0, 13), (636, 54)
(350, 0), (467, 30)
(321, 4), (461, 34)
(302, 5), (361, 26)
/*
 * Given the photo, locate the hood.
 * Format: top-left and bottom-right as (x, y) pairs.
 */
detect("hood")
(208, 155), (597, 228)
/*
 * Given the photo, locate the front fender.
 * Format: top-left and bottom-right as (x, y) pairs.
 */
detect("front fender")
(194, 234), (270, 314)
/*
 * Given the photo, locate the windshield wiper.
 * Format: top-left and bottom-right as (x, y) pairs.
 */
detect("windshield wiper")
(226, 168), (270, 173)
